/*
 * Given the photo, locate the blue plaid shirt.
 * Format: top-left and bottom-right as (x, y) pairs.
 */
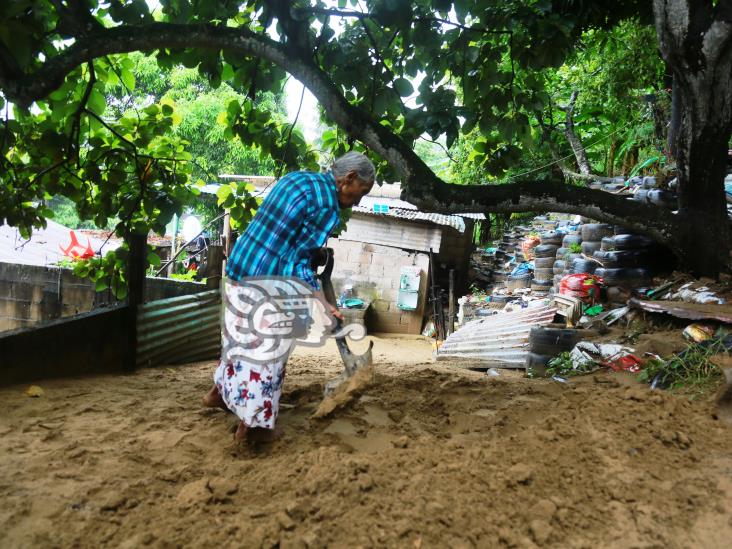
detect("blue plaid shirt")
(225, 171), (340, 290)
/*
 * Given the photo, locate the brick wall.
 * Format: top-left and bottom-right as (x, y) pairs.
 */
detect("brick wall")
(326, 238), (429, 334)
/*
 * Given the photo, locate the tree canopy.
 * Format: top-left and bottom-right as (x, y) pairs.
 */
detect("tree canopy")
(2, 0), (732, 278)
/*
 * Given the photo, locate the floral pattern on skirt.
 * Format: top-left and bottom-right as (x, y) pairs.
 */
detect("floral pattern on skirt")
(213, 358), (286, 429)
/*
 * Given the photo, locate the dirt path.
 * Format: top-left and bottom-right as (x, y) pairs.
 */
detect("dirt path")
(1, 334), (731, 548)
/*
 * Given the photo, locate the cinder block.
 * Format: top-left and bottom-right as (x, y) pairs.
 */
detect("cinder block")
(368, 264), (384, 278)
(348, 250), (372, 264)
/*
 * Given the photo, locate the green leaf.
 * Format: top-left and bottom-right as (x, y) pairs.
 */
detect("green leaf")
(95, 278), (109, 292)
(147, 252), (161, 266)
(120, 68), (136, 91)
(88, 88), (107, 115)
(393, 78), (414, 97)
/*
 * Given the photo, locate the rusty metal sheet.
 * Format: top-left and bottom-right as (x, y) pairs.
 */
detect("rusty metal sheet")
(629, 298), (732, 323)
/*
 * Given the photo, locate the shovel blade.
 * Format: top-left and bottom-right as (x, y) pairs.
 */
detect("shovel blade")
(324, 339), (374, 396)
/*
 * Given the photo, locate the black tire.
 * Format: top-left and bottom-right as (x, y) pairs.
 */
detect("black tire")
(613, 225), (629, 235)
(531, 279), (553, 290)
(554, 246), (569, 259)
(628, 176), (643, 186)
(595, 249), (652, 268)
(493, 270), (510, 282)
(600, 236), (615, 251)
(525, 352), (554, 378)
(564, 253), (582, 264)
(534, 267), (554, 279)
(595, 267), (651, 287)
(613, 234), (655, 250)
(540, 231), (562, 245)
(562, 234), (582, 246)
(581, 223), (614, 241)
(534, 257), (555, 268)
(570, 258), (599, 274)
(581, 241), (602, 255)
(529, 327), (580, 355)
(553, 260), (566, 274)
(534, 244), (559, 258)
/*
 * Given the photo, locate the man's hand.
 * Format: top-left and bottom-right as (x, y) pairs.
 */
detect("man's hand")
(312, 289), (344, 322)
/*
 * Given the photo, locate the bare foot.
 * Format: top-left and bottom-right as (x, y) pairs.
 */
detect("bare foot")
(202, 385), (228, 411)
(234, 422), (282, 443)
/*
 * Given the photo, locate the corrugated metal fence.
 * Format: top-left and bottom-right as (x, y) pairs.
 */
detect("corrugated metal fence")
(136, 289), (221, 367)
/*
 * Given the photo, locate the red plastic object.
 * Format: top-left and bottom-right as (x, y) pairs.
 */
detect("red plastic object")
(59, 230), (95, 260)
(604, 354), (644, 373)
(559, 273), (604, 304)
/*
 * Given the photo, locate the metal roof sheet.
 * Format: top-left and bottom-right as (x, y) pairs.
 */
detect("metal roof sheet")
(436, 303), (557, 368)
(0, 220), (119, 267)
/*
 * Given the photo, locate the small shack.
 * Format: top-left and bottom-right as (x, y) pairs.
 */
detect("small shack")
(328, 183), (480, 334)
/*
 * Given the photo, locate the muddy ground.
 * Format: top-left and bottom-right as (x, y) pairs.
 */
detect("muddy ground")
(1, 334), (731, 548)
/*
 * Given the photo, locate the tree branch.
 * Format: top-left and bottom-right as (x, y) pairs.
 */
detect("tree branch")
(0, 19), (675, 245)
(564, 91), (592, 175)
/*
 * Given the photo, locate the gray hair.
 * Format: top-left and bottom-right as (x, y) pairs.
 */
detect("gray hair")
(331, 151), (376, 182)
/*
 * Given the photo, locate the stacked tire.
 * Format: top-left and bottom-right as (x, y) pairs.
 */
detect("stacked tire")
(525, 326), (580, 378)
(592, 232), (657, 304)
(553, 232), (581, 292)
(532, 231), (561, 295)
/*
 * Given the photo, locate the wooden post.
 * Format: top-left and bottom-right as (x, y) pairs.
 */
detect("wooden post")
(206, 245), (224, 289)
(126, 232), (146, 371)
(448, 269), (455, 335)
(223, 212), (232, 266)
(167, 213), (178, 277)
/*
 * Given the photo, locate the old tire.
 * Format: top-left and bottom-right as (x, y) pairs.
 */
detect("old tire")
(534, 267), (554, 279)
(581, 241), (602, 255)
(562, 234), (582, 247)
(581, 223), (614, 241)
(570, 258), (599, 274)
(600, 236), (615, 251)
(613, 234), (655, 250)
(540, 231), (563, 246)
(534, 257), (556, 268)
(534, 244), (559, 258)
(595, 267), (651, 287)
(553, 260), (566, 274)
(529, 327), (580, 355)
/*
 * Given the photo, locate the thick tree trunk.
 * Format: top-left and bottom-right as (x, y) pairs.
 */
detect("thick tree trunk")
(564, 91), (592, 176)
(654, 0), (732, 276)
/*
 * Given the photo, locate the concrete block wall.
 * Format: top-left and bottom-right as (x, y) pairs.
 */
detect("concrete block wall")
(0, 262), (206, 332)
(326, 238), (429, 334)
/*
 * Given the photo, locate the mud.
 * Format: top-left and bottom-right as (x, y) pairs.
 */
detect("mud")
(1, 334), (731, 548)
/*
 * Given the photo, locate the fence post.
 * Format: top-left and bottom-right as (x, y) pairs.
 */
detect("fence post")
(126, 232), (147, 371)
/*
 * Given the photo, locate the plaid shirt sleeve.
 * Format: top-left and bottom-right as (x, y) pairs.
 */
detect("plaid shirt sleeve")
(225, 172), (339, 289)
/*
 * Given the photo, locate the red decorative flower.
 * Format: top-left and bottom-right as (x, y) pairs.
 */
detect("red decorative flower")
(250, 370), (261, 382)
(226, 363), (235, 378)
(263, 400), (273, 420)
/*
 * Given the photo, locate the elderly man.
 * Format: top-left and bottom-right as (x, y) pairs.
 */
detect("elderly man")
(203, 151), (375, 442)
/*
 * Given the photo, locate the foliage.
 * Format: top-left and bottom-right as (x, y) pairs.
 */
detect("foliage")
(546, 351), (597, 377)
(638, 336), (728, 393)
(170, 270), (198, 282)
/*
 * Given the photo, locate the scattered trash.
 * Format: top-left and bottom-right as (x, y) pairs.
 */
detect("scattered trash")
(584, 304), (603, 317)
(682, 323), (716, 343)
(552, 376), (569, 383)
(510, 263), (532, 277)
(486, 368), (501, 377)
(567, 341), (638, 374)
(629, 298), (732, 323)
(25, 385), (45, 398)
(667, 283), (726, 305)
(606, 354), (644, 373)
(422, 321), (436, 338)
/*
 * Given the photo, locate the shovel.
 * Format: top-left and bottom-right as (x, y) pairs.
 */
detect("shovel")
(315, 247), (374, 396)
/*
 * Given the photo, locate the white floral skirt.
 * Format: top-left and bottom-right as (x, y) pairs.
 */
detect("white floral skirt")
(213, 358), (286, 430)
